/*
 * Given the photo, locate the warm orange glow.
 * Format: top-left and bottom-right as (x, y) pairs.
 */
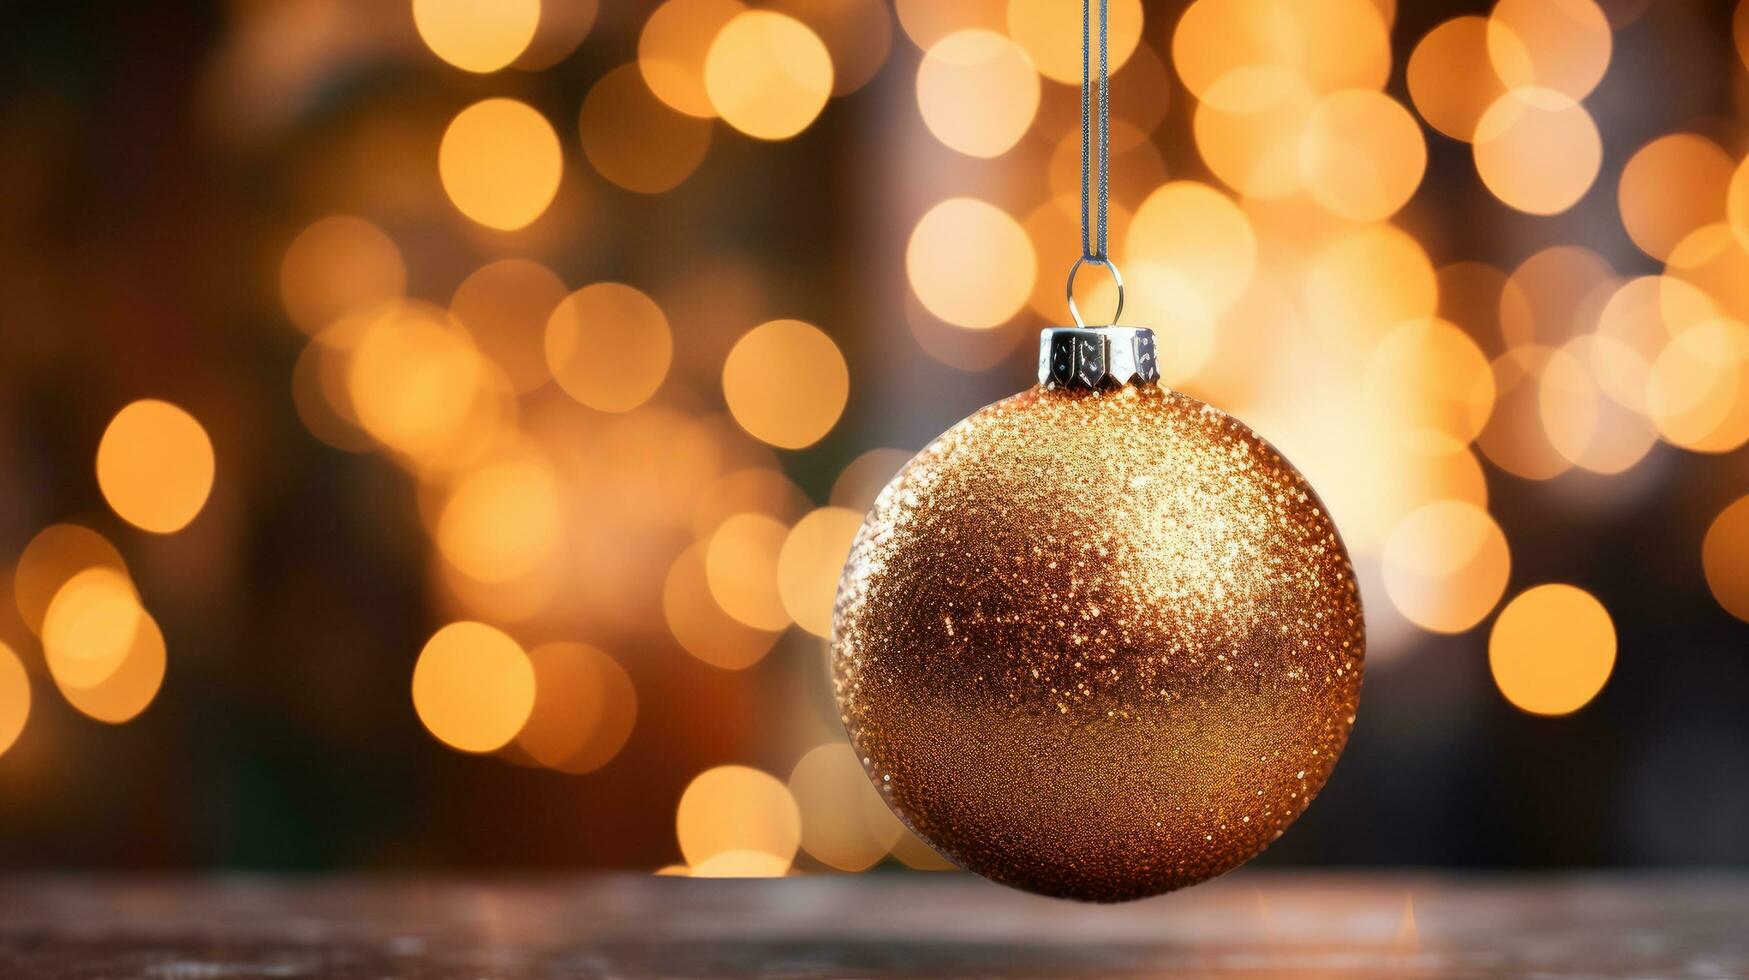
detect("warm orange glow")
(1298, 89), (1426, 222)
(766, 0), (893, 96)
(435, 453), (563, 584)
(13, 524), (128, 635)
(1172, 0), (1390, 107)
(1489, 584), (1615, 716)
(347, 303), (501, 467)
(640, 0), (746, 118)
(515, 642), (637, 774)
(1381, 500), (1510, 635)
(412, 0), (539, 73)
(705, 11), (833, 140)
(279, 215), (405, 336)
(1005, 0), (1142, 84)
(1477, 346), (1571, 481)
(545, 283), (673, 413)
(1645, 318), (1749, 453)
(777, 506), (863, 638)
(96, 400), (216, 534)
(916, 30), (1039, 159)
(411, 621), (536, 753)
(0, 643), (29, 757)
(1407, 17), (1507, 142)
(1619, 134), (1732, 262)
(788, 742), (904, 871)
(56, 607), (166, 725)
(438, 98), (562, 231)
(1703, 496), (1749, 623)
(1538, 336), (1657, 475)
(580, 64), (712, 194)
(1125, 181), (1255, 316)
(1473, 89), (1601, 216)
(41, 567), (143, 692)
(662, 543), (783, 670)
(1500, 245), (1613, 349)
(722, 320), (849, 449)
(449, 258), (567, 394)
(893, 0), (1005, 49)
(705, 513), (792, 631)
(830, 448), (911, 513)
(1487, 0), (1611, 100)
(1363, 319), (1494, 454)
(1191, 67), (1317, 200)
(1303, 224), (1437, 353)
(516, 0), (598, 70)
(906, 198), (1035, 329)
(676, 764), (802, 872)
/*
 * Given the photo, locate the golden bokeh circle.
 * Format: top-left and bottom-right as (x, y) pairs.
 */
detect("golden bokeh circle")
(906, 197), (1036, 330)
(1703, 495), (1749, 624)
(640, 0), (746, 118)
(1382, 500), (1510, 635)
(1489, 584), (1615, 716)
(435, 454), (563, 584)
(449, 258), (567, 394)
(0, 643), (28, 757)
(12, 524), (128, 635)
(42, 567), (142, 692)
(279, 215), (405, 336)
(545, 283), (674, 413)
(412, 0), (539, 73)
(1298, 89), (1426, 222)
(1619, 134), (1732, 262)
(722, 320), (849, 449)
(662, 543), (783, 670)
(1473, 88), (1601, 216)
(515, 642), (637, 774)
(580, 63), (712, 194)
(438, 98), (562, 231)
(777, 506), (864, 638)
(1005, 0), (1142, 84)
(705, 11), (834, 141)
(57, 607), (166, 725)
(676, 764), (802, 871)
(97, 400), (216, 534)
(1125, 181), (1255, 316)
(705, 512), (792, 631)
(916, 30), (1040, 159)
(788, 741), (905, 871)
(1407, 16), (1508, 142)
(1486, 0), (1611, 101)
(411, 621), (536, 753)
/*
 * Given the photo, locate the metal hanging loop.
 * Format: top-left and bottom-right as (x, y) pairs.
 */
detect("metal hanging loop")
(1065, 255), (1124, 329)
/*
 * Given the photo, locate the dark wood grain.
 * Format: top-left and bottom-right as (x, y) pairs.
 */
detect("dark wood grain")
(0, 872), (1742, 978)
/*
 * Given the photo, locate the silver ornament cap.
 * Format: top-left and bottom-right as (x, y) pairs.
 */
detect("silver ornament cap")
(1038, 326), (1160, 390)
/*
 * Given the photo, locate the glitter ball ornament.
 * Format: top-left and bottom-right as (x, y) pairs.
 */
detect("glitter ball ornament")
(832, 326), (1365, 902)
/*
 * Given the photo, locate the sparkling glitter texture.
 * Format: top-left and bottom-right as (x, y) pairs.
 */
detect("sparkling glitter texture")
(832, 384), (1365, 902)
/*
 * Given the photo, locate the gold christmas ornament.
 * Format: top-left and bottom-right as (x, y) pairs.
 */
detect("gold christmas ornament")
(830, 0), (1362, 901)
(832, 327), (1365, 901)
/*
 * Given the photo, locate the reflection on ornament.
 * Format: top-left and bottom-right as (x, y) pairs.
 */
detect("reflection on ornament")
(833, 335), (1365, 901)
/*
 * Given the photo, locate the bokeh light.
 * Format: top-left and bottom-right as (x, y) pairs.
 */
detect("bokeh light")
(96, 400), (216, 534)
(705, 513), (792, 632)
(766, 0), (893, 96)
(515, 642), (637, 774)
(56, 607), (166, 725)
(676, 764), (802, 873)
(1381, 500), (1511, 635)
(411, 622), (536, 753)
(0, 643), (28, 757)
(435, 453), (563, 584)
(1172, 0), (1390, 107)
(13, 524), (128, 635)
(41, 567), (142, 692)
(438, 98), (562, 231)
(705, 11), (833, 141)
(722, 320), (849, 450)
(916, 30), (1039, 158)
(1005, 0), (1142, 85)
(580, 64), (712, 194)
(347, 303), (504, 468)
(1298, 89), (1425, 222)
(1407, 16), (1508, 142)
(906, 198), (1036, 330)
(1363, 319), (1494, 454)
(640, 0), (746, 118)
(1125, 181), (1255, 316)
(1302, 224), (1437, 353)
(788, 742), (904, 871)
(1619, 134), (1732, 262)
(893, 0), (1005, 49)
(777, 506), (862, 638)
(514, 0), (599, 70)
(449, 258), (566, 394)
(1486, 0), (1611, 101)
(1473, 88), (1601, 216)
(412, 0), (539, 74)
(279, 215), (405, 337)
(663, 543), (783, 670)
(1489, 584), (1615, 716)
(545, 283), (674, 413)
(1702, 495), (1749, 623)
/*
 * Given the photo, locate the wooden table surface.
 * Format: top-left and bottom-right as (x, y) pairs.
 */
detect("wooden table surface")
(0, 871), (1742, 978)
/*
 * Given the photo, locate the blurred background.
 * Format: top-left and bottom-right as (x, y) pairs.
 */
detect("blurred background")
(0, 0), (1746, 877)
